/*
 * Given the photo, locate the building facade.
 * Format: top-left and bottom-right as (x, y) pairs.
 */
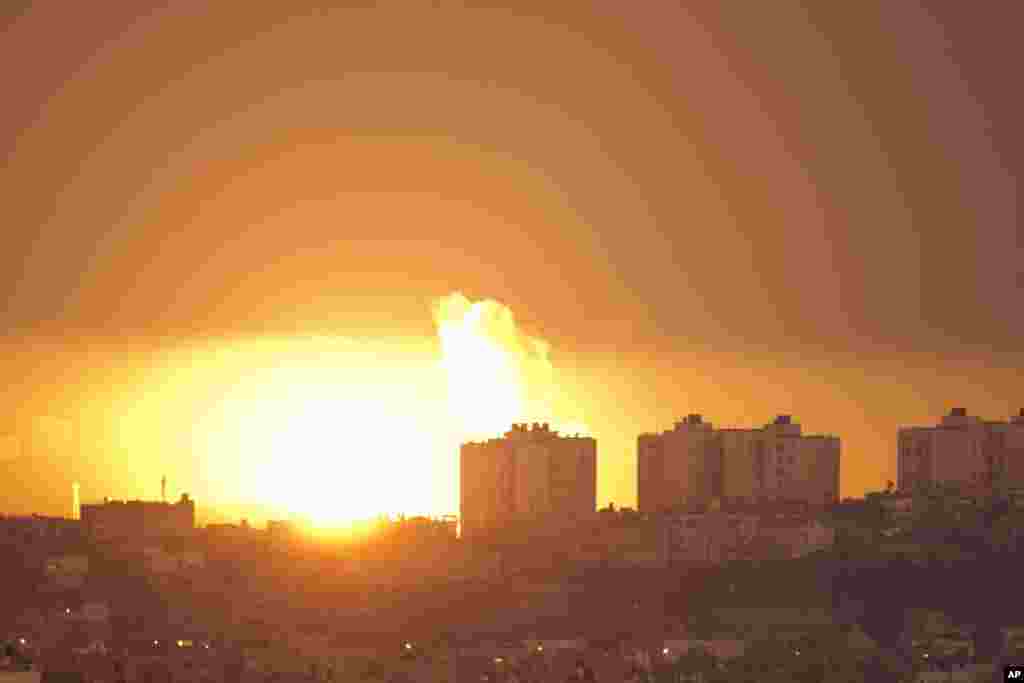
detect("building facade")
(0, 515), (81, 544)
(726, 416), (840, 506)
(663, 512), (759, 565)
(638, 414), (840, 513)
(662, 510), (834, 565)
(44, 554), (89, 590)
(79, 494), (195, 542)
(755, 516), (835, 559)
(661, 638), (746, 663)
(638, 415), (721, 512)
(898, 408), (1024, 492)
(460, 423), (596, 538)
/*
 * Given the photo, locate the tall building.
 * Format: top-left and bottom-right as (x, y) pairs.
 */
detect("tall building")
(80, 493), (195, 542)
(460, 423), (596, 538)
(638, 414), (721, 512)
(638, 414), (840, 513)
(898, 408), (1024, 492)
(722, 415), (840, 506)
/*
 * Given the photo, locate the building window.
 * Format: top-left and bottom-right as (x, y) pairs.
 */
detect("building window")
(776, 442), (785, 452)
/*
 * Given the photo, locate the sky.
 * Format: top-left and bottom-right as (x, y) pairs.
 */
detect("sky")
(0, 2), (1020, 520)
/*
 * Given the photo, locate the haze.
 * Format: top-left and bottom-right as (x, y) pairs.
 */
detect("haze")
(1, 2), (1020, 522)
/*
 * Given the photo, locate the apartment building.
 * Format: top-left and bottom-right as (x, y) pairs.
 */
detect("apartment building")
(898, 408), (1024, 492)
(79, 494), (195, 542)
(638, 414), (840, 512)
(460, 423), (596, 539)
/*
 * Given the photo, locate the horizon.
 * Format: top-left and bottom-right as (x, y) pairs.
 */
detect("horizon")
(4, 391), (1022, 522)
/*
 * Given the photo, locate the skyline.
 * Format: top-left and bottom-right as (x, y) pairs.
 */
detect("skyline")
(4, 343), (1021, 525)
(1, 2), (1021, 522)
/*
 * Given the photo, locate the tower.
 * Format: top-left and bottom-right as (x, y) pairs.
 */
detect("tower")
(72, 482), (80, 520)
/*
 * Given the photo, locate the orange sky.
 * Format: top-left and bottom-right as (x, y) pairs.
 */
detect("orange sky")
(0, 3), (1020, 520)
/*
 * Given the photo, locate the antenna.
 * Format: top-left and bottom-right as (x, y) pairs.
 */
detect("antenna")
(72, 482), (80, 520)
(161, 475), (167, 503)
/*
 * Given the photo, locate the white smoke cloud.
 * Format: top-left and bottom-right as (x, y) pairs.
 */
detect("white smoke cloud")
(433, 292), (588, 441)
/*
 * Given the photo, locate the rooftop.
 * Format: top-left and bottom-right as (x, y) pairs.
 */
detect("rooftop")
(82, 494), (192, 507)
(902, 408), (1024, 429)
(463, 424), (595, 445)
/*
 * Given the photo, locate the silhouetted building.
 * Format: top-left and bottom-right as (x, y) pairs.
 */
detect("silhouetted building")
(266, 520), (296, 547)
(638, 415), (840, 512)
(898, 407), (1024, 492)
(0, 515), (81, 544)
(460, 423), (596, 538)
(638, 415), (721, 512)
(663, 511), (759, 564)
(79, 494), (194, 542)
(721, 415), (840, 506)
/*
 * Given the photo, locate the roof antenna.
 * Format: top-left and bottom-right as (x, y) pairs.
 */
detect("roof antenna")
(161, 475), (167, 503)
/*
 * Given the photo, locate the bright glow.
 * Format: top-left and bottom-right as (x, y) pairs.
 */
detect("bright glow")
(194, 338), (445, 525)
(250, 396), (429, 524)
(179, 294), (588, 524)
(662, 648), (669, 655)
(435, 293), (535, 440)
(434, 292), (589, 441)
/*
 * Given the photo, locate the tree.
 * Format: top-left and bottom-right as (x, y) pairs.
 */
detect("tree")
(672, 646), (717, 682)
(859, 603), (908, 652)
(990, 513), (1021, 554)
(726, 639), (792, 683)
(859, 651), (906, 683)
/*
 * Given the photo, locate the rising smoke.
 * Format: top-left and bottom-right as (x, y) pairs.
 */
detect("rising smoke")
(433, 292), (589, 441)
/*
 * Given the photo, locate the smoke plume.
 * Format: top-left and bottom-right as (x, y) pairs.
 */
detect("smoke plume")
(433, 292), (588, 441)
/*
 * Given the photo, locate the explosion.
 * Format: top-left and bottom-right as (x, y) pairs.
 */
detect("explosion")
(433, 292), (588, 441)
(191, 294), (588, 525)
